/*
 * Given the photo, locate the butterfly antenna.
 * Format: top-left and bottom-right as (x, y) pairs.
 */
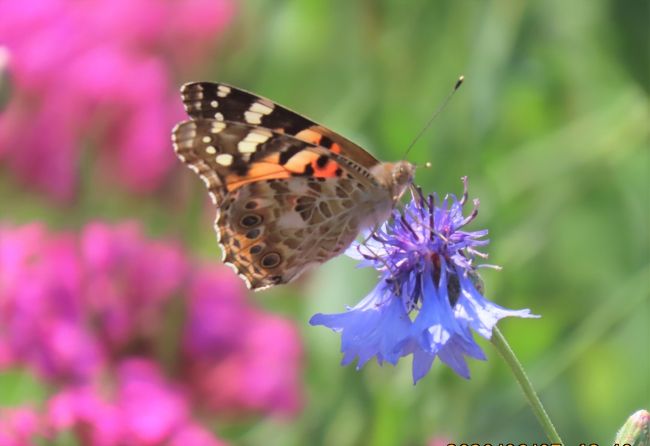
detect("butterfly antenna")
(403, 75), (464, 160)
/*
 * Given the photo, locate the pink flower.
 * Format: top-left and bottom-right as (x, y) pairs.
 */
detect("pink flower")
(0, 220), (303, 446)
(184, 268), (303, 416)
(0, 0), (235, 200)
(0, 222), (304, 424)
(80, 222), (189, 353)
(0, 222), (193, 378)
(0, 407), (42, 446)
(183, 266), (253, 358)
(0, 223), (105, 381)
(48, 388), (124, 446)
(46, 358), (229, 445)
(169, 423), (228, 446)
(117, 359), (190, 444)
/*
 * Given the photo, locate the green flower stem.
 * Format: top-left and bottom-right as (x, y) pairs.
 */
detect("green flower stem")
(491, 327), (564, 444)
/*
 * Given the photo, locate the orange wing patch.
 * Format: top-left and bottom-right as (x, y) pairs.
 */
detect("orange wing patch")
(281, 149), (342, 178)
(294, 129), (323, 145)
(291, 128), (344, 176)
(294, 129), (342, 155)
(225, 150), (344, 192)
(225, 162), (291, 191)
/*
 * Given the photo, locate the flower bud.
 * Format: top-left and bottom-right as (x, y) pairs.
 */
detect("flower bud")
(614, 409), (650, 446)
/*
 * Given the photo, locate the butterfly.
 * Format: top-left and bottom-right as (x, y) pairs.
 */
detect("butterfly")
(172, 82), (415, 291)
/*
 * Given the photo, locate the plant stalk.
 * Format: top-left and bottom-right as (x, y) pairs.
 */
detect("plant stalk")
(491, 327), (564, 444)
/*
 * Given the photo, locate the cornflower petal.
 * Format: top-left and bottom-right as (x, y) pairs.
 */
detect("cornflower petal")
(310, 281), (411, 368)
(311, 179), (538, 383)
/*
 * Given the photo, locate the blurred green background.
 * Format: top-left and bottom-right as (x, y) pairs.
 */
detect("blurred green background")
(2, 0), (649, 445)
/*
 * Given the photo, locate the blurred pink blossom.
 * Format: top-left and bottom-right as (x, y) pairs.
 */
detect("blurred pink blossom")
(80, 222), (189, 353)
(0, 223), (105, 382)
(0, 221), (303, 443)
(46, 359), (228, 445)
(169, 423), (228, 446)
(0, 407), (42, 446)
(0, 222), (190, 380)
(0, 0), (234, 200)
(184, 267), (303, 416)
(48, 387), (124, 446)
(117, 359), (190, 444)
(183, 267), (253, 357)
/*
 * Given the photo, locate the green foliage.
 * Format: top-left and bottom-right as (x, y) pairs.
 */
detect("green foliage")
(2, 0), (648, 444)
(214, 1), (648, 444)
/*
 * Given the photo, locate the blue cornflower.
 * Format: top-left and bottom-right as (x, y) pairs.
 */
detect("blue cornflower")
(310, 177), (538, 383)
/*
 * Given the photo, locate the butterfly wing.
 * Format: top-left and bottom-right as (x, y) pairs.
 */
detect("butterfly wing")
(173, 83), (397, 291)
(172, 118), (388, 291)
(180, 82), (380, 169)
(172, 119), (378, 201)
(216, 175), (385, 290)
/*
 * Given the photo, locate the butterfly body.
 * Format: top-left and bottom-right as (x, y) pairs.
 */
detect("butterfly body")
(172, 82), (414, 291)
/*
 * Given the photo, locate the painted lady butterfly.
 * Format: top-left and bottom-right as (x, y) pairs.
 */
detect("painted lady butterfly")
(172, 82), (415, 291)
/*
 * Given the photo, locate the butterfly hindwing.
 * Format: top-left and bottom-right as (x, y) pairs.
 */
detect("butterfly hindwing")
(180, 82), (380, 169)
(217, 175), (383, 290)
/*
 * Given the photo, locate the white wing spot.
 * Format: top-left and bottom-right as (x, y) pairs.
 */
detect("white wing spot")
(216, 153), (234, 166)
(237, 140), (258, 153)
(217, 85), (231, 97)
(205, 145), (217, 154)
(243, 129), (272, 144)
(210, 100), (218, 108)
(244, 102), (273, 124)
(211, 121), (226, 133)
(244, 111), (262, 124)
(202, 136), (211, 143)
(214, 112), (224, 121)
(250, 101), (274, 115)
(193, 101), (202, 110)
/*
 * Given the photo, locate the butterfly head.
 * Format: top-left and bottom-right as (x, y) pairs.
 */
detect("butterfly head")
(389, 161), (416, 201)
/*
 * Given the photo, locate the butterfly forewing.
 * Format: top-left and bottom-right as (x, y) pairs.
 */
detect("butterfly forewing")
(172, 119), (377, 200)
(180, 82), (380, 169)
